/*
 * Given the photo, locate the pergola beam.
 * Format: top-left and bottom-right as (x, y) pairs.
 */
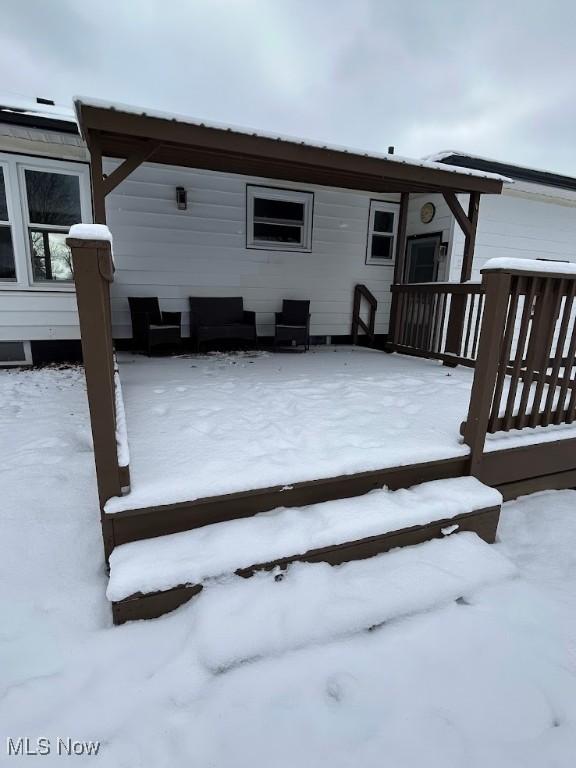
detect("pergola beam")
(102, 140), (161, 196)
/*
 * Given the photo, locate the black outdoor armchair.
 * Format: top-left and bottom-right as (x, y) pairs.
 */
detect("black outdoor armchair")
(274, 299), (310, 351)
(189, 296), (257, 352)
(128, 297), (182, 355)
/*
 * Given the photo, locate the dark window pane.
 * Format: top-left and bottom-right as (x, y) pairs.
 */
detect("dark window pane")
(0, 226), (15, 280)
(373, 210), (394, 233)
(30, 229), (73, 281)
(254, 197), (304, 223)
(25, 170), (81, 226)
(0, 341), (25, 362)
(0, 168), (7, 221)
(253, 222), (302, 244)
(371, 234), (393, 259)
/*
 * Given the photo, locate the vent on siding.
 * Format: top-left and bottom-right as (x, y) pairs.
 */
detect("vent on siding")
(0, 341), (27, 364)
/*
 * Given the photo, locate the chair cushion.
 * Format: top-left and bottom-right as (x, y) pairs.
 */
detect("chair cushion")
(281, 300), (310, 325)
(198, 324), (255, 340)
(190, 297), (245, 325)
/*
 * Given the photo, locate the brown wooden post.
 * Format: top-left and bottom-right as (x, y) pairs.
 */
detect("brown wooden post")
(460, 192), (481, 283)
(67, 236), (121, 559)
(88, 136), (107, 225)
(461, 270), (512, 477)
(387, 192), (409, 348)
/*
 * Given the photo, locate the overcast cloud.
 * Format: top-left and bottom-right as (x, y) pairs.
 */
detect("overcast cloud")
(1, 0), (575, 173)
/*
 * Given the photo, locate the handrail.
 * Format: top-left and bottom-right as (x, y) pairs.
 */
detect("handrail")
(351, 284), (378, 346)
(461, 264), (576, 475)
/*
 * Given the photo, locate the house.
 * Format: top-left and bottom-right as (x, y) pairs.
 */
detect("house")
(0, 96), (91, 365)
(2, 95), (576, 368)
(1, 95), (502, 366)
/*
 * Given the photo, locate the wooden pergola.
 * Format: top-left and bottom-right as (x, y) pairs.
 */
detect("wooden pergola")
(74, 99), (504, 284)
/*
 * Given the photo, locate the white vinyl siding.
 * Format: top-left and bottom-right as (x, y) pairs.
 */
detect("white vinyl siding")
(449, 189), (576, 281)
(104, 160), (401, 338)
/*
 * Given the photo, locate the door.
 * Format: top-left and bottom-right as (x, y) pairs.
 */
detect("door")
(406, 233), (442, 283)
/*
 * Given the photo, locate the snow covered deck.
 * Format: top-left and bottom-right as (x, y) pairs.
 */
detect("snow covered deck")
(110, 346), (576, 516)
(109, 348), (473, 513)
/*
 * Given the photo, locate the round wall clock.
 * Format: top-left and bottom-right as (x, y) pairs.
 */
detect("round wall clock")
(420, 202), (436, 224)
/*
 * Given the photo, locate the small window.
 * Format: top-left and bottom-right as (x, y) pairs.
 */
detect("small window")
(22, 168), (82, 282)
(366, 200), (398, 265)
(0, 167), (16, 281)
(247, 186), (313, 251)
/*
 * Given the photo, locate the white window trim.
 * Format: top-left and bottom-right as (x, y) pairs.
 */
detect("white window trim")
(246, 185), (313, 252)
(0, 152), (91, 292)
(366, 200), (399, 265)
(0, 159), (18, 283)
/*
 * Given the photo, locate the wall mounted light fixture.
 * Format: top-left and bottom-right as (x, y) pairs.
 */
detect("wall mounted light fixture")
(176, 187), (187, 210)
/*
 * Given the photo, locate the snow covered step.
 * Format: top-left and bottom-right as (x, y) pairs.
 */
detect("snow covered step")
(193, 532), (517, 669)
(108, 476), (502, 623)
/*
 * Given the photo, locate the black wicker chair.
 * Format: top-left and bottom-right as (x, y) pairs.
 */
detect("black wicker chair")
(189, 296), (257, 352)
(128, 297), (182, 355)
(274, 299), (310, 351)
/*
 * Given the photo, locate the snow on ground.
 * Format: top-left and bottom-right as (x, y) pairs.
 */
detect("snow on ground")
(2, 365), (576, 767)
(109, 347), (576, 513)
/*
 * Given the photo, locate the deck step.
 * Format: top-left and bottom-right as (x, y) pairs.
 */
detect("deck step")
(193, 533), (516, 670)
(108, 476), (502, 624)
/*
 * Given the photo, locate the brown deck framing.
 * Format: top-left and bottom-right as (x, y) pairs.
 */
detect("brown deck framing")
(108, 435), (576, 550)
(112, 504), (501, 625)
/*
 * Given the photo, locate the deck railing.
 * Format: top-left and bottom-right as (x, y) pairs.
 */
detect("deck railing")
(389, 282), (485, 366)
(351, 284), (378, 345)
(461, 262), (576, 473)
(66, 232), (130, 558)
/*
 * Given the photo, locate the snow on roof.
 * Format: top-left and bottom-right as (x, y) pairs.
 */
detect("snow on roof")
(0, 93), (75, 123)
(425, 149), (572, 184)
(74, 96), (509, 184)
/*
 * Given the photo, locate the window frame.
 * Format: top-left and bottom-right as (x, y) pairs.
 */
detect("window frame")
(246, 185), (314, 252)
(18, 162), (90, 286)
(0, 161), (18, 282)
(365, 199), (400, 266)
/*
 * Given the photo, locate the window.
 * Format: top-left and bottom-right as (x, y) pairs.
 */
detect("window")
(23, 169), (82, 282)
(247, 186), (313, 251)
(0, 167), (16, 280)
(365, 200), (399, 265)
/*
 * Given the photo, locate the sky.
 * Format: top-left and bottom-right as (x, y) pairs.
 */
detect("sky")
(1, 0), (575, 174)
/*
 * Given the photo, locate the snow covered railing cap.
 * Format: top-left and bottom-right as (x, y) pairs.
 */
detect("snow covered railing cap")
(481, 257), (576, 278)
(68, 223), (113, 244)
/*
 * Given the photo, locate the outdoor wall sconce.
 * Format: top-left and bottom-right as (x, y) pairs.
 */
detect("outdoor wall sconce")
(176, 186), (187, 210)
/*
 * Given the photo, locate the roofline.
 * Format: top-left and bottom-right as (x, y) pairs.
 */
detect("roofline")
(75, 99), (505, 196)
(432, 152), (576, 193)
(0, 108), (79, 135)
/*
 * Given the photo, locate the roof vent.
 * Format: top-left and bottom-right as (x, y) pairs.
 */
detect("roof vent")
(36, 97), (55, 106)
(388, 146), (395, 155)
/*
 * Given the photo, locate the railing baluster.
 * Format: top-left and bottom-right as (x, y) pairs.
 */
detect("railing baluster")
(543, 281), (574, 426)
(528, 278), (561, 428)
(488, 276), (520, 432)
(503, 277), (535, 430)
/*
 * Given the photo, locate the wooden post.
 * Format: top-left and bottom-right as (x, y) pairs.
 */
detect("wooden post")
(461, 192), (481, 282)
(67, 236), (121, 559)
(88, 136), (107, 225)
(387, 192), (409, 347)
(461, 270), (512, 477)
